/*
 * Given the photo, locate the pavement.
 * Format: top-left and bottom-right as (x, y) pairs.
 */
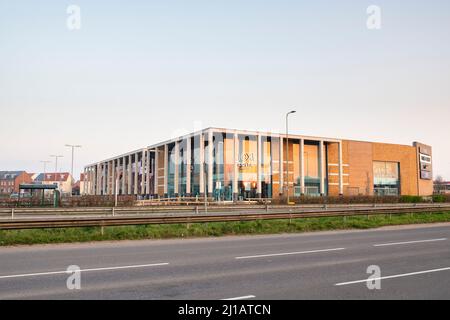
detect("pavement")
(1, 223), (450, 299)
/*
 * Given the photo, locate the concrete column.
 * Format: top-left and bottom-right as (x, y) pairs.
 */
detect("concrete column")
(111, 160), (115, 196)
(97, 164), (101, 195)
(164, 144), (168, 197)
(134, 153), (139, 195)
(174, 141), (179, 196)
(233, 132), (238, 201)
(300, 139), (305, 195)
(207, 130), (213, 197)
(257, 134), (262, 198)
(141, 149), (146, 195)
(154, 149), (159, 196)
(279, 137), (284, 195)
(338, 141), (344, 195)
(319, 140), (325, 196)
(102, 163), (107, 195)
(146, 150), (150, 196)
(121, 157), (126, 195)
(186, 138), (191, 196)
(199, 133), (205, 196)
(127, 155), (132, 194)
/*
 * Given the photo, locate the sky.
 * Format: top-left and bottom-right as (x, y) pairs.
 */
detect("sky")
(1, 0), (449, 180)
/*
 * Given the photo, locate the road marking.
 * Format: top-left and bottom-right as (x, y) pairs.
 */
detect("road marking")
(335, 266), (450, 286)
(222, 295), (256, 300)
(0, 262), (169, 280)
(235, 247), (345, 260)
(373, 238), (447, 247)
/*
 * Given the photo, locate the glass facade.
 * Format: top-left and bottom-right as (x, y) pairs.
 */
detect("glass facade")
(373, 161), (400, 196)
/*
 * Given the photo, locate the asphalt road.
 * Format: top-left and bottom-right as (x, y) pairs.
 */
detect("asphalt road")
(1, 223), (450, 299)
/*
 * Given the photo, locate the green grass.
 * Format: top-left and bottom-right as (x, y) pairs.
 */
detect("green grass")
(1, 211), (450, 246)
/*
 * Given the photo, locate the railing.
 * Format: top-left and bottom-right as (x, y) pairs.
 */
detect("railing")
(0, 203), (449, 230)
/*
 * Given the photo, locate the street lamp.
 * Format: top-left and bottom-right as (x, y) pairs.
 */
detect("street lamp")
(285, 110), (296, 204)
(39, 160), (51, 184)
(49, 155), (63, 188)
(65, 144), (82, 182)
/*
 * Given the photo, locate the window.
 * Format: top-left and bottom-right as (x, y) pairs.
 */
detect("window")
(373, 161), (400, 196)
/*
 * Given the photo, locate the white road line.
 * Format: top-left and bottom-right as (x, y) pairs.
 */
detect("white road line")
(235, 247), (345, 260)
(335, 266), (450, 286)
(0, 262), (169, 280)
(222, 295), (256, 300)
(373, 238), (447, 247)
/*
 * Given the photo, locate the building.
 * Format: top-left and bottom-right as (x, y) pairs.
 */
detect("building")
(0, 171), (33, 194)
(83, 127), (433, 200)
(434, 181), (450, 194)
(34, 172), (74, 195)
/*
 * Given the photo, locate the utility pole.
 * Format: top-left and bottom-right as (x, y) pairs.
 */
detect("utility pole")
(285, 110), (296, 205)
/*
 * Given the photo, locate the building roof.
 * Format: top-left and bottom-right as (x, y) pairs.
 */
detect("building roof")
(34, 173), (72, 182)
(0, 171), (25, 180)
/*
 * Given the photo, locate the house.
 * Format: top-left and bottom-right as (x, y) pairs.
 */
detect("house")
(0, 171), (33, 194)
(34, 172), (74, 195)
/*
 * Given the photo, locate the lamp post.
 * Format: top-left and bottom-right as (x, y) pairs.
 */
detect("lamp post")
(285, 110), (296, 205)
(49, 155), (64, 188)
(39, 160), (51, 184)
(65, 144), (82, 182)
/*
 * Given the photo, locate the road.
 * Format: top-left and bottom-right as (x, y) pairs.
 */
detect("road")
(0, 223), (450, 299)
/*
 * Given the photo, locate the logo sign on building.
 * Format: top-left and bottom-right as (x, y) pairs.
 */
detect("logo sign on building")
(418, 146), (432, 180)
(238, 153), (256, 168)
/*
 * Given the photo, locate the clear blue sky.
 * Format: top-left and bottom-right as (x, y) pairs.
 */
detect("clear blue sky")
(1, 0), (449, 180)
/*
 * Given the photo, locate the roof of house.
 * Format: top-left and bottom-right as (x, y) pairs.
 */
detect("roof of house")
(0, 171), (25, 180)
(34, 173), (72, 182)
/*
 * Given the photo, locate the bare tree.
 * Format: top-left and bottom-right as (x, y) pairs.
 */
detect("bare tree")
(434, 175), (445, 194)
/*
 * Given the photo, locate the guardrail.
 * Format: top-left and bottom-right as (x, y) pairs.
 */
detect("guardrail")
(0, 204), (449, 230)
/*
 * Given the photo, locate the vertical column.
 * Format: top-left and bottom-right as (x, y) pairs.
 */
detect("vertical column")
(199, 133), (205, 196)
(279, 136), (284, 195)
(257, 134), (262, 198)
(233, 132), (238, 201)
(96, 164), (101, 195)
(174, 141), (179, 196)
(121, 157), (126, 195)
(207, 130), (213, 197)
(141, 149), (146, 195)
(146, 150), (151, 196)
(107, 161), (111, 195)
(319, 140), (325, 196)
(127, 155), (132, 194)
(154, 149), (159, 197)
(186, 138), (191, 196)
(164, 144), (168, 197)
(134, 153), (139, 195)
(338, 141), (344, 196)
(300, 139), (305, 195)
(102, 163), (107, 195)
(111, 160), (115, 196)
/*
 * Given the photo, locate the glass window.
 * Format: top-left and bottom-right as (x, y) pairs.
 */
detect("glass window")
(373, 161), (400, 196)
(237, 134), (258, 199)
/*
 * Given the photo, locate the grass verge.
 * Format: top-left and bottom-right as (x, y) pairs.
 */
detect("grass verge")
(1, 211), (450, 246)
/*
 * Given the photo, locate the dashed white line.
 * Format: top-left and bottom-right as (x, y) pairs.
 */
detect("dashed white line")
(235, 247), (346, 260)
(335, 266), (450, 286)
(0, 262), (169, 280)
(373, 238), (447, 247)
(222, 295), (256, 300)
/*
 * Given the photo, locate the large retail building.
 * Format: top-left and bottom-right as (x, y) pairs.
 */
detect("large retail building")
(83, 127), (433, 200)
